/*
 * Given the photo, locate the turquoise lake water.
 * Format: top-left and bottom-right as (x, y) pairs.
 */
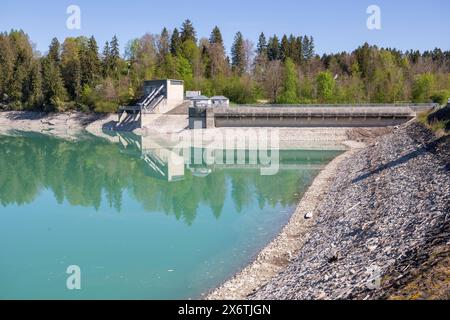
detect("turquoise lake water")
(0, 132), (342, 299)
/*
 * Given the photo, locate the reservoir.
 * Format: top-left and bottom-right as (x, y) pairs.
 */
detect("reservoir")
(0, 132), (342, 299)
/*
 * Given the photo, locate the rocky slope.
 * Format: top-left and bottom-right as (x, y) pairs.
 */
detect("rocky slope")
(250, 122), (449, 300)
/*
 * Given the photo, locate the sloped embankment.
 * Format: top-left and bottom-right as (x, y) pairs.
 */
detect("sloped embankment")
(251, 122), (449, 300)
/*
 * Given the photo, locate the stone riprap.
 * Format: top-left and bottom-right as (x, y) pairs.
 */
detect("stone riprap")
(250, 122), (449, 300)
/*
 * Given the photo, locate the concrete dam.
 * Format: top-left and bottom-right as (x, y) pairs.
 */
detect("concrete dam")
(189, 104), (437, 129)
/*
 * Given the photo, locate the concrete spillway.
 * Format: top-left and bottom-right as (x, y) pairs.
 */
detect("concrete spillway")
(190, 104), (437, 129)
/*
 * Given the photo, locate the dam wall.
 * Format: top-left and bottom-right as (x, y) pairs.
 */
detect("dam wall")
(190, 104), (437, 129)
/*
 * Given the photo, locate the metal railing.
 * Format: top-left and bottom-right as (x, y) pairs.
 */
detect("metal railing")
(235, 103), (438, 109)
(140, 85), (165, 111)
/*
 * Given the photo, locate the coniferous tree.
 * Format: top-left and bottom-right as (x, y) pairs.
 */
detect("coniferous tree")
(231, 31), (246, 75)
(288, 34), (297, 61)
(110, 35), (120, 78)
(102, 41), (111, 77)
(267, 35), (280, 61)
(294, 36), (303, 65)
(61, 38), (82, 100)
(7, 30), (34, 106)
(210, 26), (224, 46)
(48, 38), (61, 65)
(42, 55), (67, 111)
(180, 19), (197, 44)
(0, 33), (14, 99)
(158, 28), (170, 58)
(206, 26), (227, 78)
(256, 32), (267, 58)
(86, 36), (101, 85)
(355, 42), (372, 79)
(308, 36), (315, 58)
(302, 36), (310, 61)
(170, 28), (182, 56)
(303, 36), (315, 61)
(78, 37), (90, 87)
(26, 60), (43, 108)
(280, 35), (290, 61)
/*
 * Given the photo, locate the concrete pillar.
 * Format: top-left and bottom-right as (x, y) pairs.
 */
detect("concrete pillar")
(206, 107), (215, 128)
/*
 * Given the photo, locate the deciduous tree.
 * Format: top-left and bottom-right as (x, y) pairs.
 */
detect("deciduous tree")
(277, 58), (299, 104)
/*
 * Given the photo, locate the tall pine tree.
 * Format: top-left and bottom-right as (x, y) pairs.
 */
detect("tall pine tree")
(0, 33), (14, 99)
(231, 32), (246, 75)
(294, 36), (303, 65)
(180, 19), (197, 43)
(110, 35), (120, 78)
(25, 60), (43, 108)
(61, 37), (82, 100)
(267, 35), (280, 61)
(170, 28), (182, 56)
(102, 41), (111, 77)
(302, 36), (315, 60)
(256, 32), (267, 58)
(206, 26), (227, 78)
(87, 36), (101, 85)
(280, 35), (290, 61)
(158, 28), (170, 58)
(210, 26), (224, 46)
(42, 54), (67, 111)
(48, 38), (61, 65)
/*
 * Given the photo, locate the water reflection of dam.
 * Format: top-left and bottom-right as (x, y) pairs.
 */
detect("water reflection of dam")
(114, 132), (185, 182)
(112, 132), (343, 182)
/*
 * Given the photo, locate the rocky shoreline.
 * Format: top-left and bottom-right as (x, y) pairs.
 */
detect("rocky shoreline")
(248, 122), (449, 300)
(206, 140), (365, 299)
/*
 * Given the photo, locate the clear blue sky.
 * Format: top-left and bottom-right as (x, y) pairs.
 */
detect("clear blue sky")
(1, 0), (449, 55)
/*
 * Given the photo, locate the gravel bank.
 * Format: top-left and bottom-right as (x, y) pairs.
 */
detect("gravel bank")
(206, 140), (365, 300)
(0, 111), (116, 139)
(249, 122), (449, 300)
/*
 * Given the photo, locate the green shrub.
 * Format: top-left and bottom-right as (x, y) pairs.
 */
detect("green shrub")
(94, 101), (118, 113)
(316, 71), (336, 103)
(223, 76), (257, 104)
(80, 85), (96, 108)
(430, 90), (450, 105)
(277, 58), (299, 104)
(412, 73), (435, 102)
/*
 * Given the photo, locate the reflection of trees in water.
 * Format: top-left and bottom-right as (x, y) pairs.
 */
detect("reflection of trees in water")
(0, 133), (324, 225)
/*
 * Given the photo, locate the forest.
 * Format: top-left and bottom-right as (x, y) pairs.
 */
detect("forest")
(1, 19), (450, 113)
